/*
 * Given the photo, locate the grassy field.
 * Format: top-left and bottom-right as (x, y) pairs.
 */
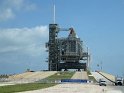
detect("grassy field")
(0, 83), (56, 93)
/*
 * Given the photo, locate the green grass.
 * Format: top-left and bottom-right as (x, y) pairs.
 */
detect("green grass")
(0, 83), (56, 93)
(46, 71), (75, 80)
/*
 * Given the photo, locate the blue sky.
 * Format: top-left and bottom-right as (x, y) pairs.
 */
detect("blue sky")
(0, 0), (124, 76)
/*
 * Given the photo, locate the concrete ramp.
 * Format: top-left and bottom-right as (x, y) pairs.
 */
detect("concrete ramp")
(71, 71), (88, 80)
(9, 72), (34, 80)
(99, 71), (115, 82)
(21, 72), (42, 79)
(8, 71), (57, 83)
(91, 72), (106, 82)
(91, 72), (115, 85)
(28, 71), (57, 79)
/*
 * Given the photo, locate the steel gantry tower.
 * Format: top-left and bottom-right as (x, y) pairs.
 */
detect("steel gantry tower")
(48, 24), (59, 71)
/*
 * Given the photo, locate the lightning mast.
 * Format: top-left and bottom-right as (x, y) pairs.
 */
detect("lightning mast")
(53, 2), (55, 24)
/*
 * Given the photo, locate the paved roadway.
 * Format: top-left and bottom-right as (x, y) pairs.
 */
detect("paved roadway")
(17, 84), (107, 93)
(18, 83), (124, 93)
(107, 86), (124, 93)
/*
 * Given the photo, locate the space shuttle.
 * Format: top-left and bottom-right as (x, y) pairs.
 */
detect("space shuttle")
(68, 28), (78, 38)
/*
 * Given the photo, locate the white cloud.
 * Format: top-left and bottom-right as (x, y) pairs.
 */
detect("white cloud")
(25, 3), (37, 11)
(0, 0), (37, 21)
(7, 0), (37, 11)
(0, 25), (48, 56)
(7, 0), (24, 9)
(0, 8), (15, 21)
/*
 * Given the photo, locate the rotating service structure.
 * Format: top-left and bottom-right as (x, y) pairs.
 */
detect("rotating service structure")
(46, 24), (89, 71)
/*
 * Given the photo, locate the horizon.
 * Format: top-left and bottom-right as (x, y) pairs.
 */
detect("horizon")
(0, 0), (124, 77)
